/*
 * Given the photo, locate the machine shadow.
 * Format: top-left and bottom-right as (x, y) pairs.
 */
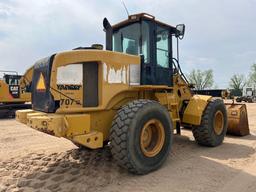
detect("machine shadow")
(173, 134), (255, 160)
(226, 134), (256, 141)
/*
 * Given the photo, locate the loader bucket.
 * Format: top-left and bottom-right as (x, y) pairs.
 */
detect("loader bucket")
(225, 103), (250, 136)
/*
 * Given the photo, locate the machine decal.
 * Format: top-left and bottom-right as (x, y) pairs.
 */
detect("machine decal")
(103, 63), (127, 84)
(9, 85), (20, 98)
(60, 98), (74, 105)
(36, 73), (46, 92)
(57, 84), (81, 91)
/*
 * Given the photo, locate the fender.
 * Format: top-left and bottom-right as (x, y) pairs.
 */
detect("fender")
(182, 95), (212, 125)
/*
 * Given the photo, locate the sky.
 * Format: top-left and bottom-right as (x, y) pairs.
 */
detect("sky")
(0, 0), (255, 88)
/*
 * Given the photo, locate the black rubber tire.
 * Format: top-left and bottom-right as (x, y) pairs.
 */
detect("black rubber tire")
(109, 99), (172, 174)
(248, 98), (253, 103)
(192, 98), (227, 147)
(236, 97), (242, 102)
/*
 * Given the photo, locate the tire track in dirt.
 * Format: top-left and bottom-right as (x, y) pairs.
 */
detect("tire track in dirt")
(0, 147), (121, 192)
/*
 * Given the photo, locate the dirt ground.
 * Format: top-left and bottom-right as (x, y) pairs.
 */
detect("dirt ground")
(0, 103), (255, 192)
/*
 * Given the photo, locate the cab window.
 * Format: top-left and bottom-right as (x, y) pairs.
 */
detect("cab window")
(5, 76), (20, 85)
(141, 21), (150, 63)
(112, 21), (150, 63)
(156, 26), (169, 68)
(113, 23), (140, 55)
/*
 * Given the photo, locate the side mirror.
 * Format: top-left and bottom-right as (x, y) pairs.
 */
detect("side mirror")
(175, 24), (185, 39)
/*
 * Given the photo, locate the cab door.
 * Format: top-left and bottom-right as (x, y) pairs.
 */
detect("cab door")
(154, 24), (173, 86)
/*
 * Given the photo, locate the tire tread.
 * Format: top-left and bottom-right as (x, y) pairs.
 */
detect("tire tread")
(110, 99), (160, 174)
(192, 98), (227, 147)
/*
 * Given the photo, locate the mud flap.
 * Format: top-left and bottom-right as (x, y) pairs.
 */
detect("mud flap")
(225, 103), (250, 136)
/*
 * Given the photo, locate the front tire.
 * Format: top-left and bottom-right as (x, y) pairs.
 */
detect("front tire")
(192, 98), (227, 147)
(109, 99), (172, 174)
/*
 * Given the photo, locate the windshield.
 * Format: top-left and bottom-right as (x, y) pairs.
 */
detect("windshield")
(5, 76), (20, 85)
(112, 21), (150, 62)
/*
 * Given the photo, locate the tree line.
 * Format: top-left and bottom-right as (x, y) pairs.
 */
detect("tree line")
(187, 63), (256, 95)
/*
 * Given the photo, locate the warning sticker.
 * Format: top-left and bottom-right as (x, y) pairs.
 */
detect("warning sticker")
(36, 73), (46, 92)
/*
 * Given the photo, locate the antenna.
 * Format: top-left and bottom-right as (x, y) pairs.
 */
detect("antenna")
(120, 0), (129, 17)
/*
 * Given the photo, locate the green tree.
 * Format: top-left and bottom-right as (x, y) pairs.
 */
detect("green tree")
(229, 74), (247, 96)
(188, 69), (214, 90)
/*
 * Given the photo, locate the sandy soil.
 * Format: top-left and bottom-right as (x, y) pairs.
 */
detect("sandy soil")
(0, 103), (255, 192)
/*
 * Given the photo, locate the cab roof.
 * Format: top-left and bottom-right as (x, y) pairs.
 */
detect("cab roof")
(112, 13), (176, 31)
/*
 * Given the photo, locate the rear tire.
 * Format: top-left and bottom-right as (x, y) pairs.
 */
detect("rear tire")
(109, 99), (172, 174)
(192, 98), (227, 147)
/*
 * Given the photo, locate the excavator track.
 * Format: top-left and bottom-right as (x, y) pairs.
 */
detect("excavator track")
(0, 103), (31, 118)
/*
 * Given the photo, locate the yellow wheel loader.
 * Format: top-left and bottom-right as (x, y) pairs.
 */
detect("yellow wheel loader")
(0, 67), (33, 117)
(16, 13), (249, 174)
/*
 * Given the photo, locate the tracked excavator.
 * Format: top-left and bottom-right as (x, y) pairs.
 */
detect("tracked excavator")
(0, 67), (33, 117)
(16, 13), (250, 174)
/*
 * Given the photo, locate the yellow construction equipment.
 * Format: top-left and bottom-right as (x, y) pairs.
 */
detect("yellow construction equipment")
(16, 13), (249, 174)
(0, 67), (33, 117)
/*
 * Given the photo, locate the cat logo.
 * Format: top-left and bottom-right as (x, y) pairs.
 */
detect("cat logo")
(36, 73), (46, 92)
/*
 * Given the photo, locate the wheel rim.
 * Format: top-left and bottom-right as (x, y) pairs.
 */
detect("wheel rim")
(214, 110), (224, 135)
(140, 119), (165, 157)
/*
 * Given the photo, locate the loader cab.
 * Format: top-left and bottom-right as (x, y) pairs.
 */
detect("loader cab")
(104, 13), (185, 86)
